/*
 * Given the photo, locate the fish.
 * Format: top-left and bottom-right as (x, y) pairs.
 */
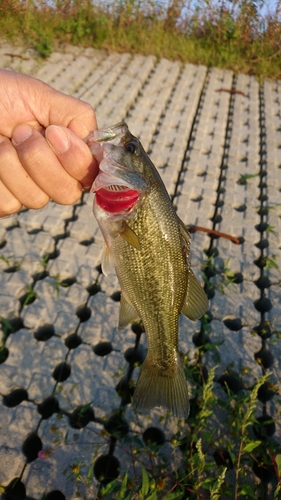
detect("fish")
(86, 122), (209, 418)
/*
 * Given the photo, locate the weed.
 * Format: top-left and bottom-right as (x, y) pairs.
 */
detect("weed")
(0, 1), (281, 78)
(48, 274), (69, 296)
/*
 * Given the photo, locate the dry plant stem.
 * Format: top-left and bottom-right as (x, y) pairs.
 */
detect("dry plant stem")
(188, 226), (241, 245)
(216, 88), (247, 97)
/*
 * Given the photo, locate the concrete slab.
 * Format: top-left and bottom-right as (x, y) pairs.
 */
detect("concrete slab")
(0, 43), (280, 498)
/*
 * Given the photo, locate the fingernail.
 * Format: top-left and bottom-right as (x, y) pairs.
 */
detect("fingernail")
(46, 125), (70, 154)
(12, 124), (32, 146)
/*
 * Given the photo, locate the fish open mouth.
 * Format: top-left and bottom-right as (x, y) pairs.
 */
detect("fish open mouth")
(95, 185), (140, 213)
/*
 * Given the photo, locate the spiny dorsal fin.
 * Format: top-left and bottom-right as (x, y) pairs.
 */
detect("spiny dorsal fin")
(119, 222), (141, 250)
(101, 243), (116, 277)
(118, 295), (139, 330)
(181, 269), (209, 321)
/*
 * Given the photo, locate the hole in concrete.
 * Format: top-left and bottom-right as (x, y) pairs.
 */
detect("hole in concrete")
(234, 204), (246, 212)
(124, 345), (146, 366)
(254, 346), (274, 368)
(76, 305), (91, 322)
(93, 341), (113, 356)
(205, 286), (215, 299)
(60, 277), (76, 287)
(68, 405), (95, 429)
(4, 317), (24, 334)
(254, 276), (271, 289)
(255, 222), (269, 233)
(19, 291), (37, 306)
(4, 266), (20, 273)
(46, 249), (60, 261)
(253, 414), (276, 439)
(21, 431), (43, 462)
(94, 454), (120, 485)
(96, 263), (102, 274)
(216, 200), (224, 208)
(191, 195), (203, 202)
(217, 373), (244, 394)
(254, 256), (267, 269)
(192, 331), (210, 348)
(211, 214), (222, 224)
(80, 238), (95, 246)
(52, 362), (71, 382)
(252, 460), (275, 483)
(257, 207), (268, 216)
(34, 324), (55, 341)
(104, 413), (129, 439)
(204, 247), (219, 258)
(255, 239), (269, 250)
(87, 283), (101, 296)
(131, 321), (145, 335)
(4, 478), (26, 500)
(37, 396), (60, 419)
(3, 388), (28, 407)
(111, 291), (121, 302)
(142, 427), (166, 446)
(33, 270), (49, 282)
(232, 272), (243, 284)
(65, 333), (82, 350)
(115, 376), (134, 405)
(253, 321), (272, 339)
(44, 492), (66, 500)
(213, 449), (234, 469)
(0, 346), (9, 364)
(254, 297), (272, 313)
(257, 382), (276, 403)
(223, 315), (242, 331)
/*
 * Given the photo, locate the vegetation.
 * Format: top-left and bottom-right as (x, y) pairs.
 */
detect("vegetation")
(0, 0), (281, 79)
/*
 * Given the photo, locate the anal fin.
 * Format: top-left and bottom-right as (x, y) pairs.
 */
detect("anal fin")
(119, 295), (139, 330)
(181, 269), (209, 321)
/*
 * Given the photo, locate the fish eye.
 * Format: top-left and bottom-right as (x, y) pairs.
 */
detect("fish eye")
(125, 142), (137, 154)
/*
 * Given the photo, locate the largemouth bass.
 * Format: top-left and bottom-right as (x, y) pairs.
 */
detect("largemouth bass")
(87, 122), (208, 418)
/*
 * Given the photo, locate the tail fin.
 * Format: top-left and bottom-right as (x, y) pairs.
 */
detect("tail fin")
(133, 356), (189, 419)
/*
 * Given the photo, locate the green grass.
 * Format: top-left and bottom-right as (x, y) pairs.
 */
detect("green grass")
(0, 0), (281, 79)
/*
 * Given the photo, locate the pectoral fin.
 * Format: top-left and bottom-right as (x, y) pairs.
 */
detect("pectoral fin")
(119, 295), (139, 330)
(181, 270), (209, 321)
(119, 222), (141, 250)
(101, 243), (116, 277)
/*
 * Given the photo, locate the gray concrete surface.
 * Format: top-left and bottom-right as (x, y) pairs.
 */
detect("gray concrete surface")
(0, 42), (280, 498)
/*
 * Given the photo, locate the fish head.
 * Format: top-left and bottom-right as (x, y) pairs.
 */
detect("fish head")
(86, 122), (149, 215)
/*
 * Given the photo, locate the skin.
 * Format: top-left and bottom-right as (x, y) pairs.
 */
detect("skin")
(0, 69), (98, 218)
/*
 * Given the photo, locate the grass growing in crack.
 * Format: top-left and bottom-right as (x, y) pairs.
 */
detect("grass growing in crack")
(62, 363), (280, 499)
(1, 1), (281, 79)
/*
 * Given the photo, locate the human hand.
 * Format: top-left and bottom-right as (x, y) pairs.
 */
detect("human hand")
(0, 69), (98, 217)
